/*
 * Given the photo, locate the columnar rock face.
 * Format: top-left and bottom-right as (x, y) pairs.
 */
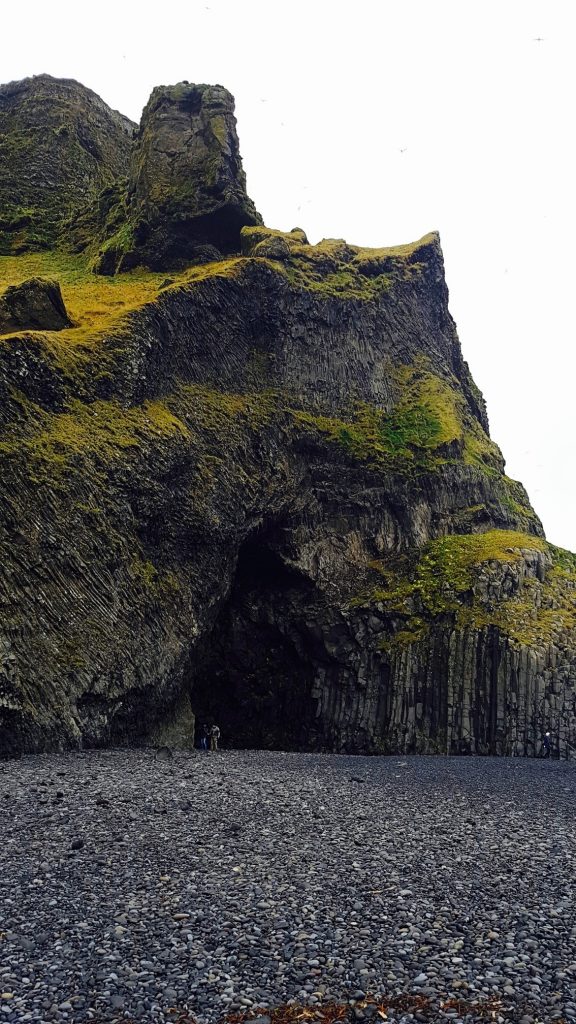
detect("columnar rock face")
(1, 78), (575, 758)
(0, 75), (135, 253)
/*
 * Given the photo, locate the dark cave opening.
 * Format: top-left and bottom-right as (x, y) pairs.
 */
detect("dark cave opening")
(190, 530), (322, 750)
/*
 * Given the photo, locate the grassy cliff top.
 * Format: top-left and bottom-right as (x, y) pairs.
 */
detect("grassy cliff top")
(240, 227), (442, 299)
(0, 227), (442, 337)
(0, 232), (542, 546)
(0, 251), (247, 341)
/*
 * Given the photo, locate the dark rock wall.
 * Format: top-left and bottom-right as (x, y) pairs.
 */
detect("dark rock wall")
(2, 249), (574, 757)
(0, 75), (134, 253)
(1, 76), (575, 758)
(126, 83), (262, 265)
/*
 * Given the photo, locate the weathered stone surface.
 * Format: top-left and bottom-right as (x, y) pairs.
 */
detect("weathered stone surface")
(253, 236), (293, 260)
(0, 277), (72, 333)
(241, 226), (308, 257)
(0, 75), (134, 253)
(94, 82), (262, 272)
(0, 78), (575, 759)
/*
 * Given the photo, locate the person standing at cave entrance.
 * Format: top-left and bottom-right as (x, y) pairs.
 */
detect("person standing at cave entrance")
(210, 724), (221, 751)
(542, 731), (552, 758)
(200, 724), (210, 751)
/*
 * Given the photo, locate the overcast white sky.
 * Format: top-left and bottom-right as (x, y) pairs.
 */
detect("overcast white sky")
(4, 0), (575, 548)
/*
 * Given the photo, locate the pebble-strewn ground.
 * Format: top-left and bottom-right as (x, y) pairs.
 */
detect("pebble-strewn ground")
(0, 750), (575, 1024)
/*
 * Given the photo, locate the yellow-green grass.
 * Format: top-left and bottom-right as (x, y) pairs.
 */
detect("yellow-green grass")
(0, 251), (246, 339)
(291, 363), (478, 471)
(363, 530), (544, 611)
(357, 530), (576, 651)
(0, 392), (189, 472)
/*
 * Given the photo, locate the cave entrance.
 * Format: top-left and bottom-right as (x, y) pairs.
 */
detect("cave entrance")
(190, 528), (322, 749)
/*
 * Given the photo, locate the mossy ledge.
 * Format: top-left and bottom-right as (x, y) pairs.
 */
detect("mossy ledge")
(0, 75), (574, 758)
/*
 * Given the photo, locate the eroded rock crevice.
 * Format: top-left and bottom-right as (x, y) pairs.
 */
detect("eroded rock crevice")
(190, 529), (319, 750)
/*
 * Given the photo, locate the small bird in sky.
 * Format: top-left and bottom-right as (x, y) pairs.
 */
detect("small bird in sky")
(533, 36), (545, 42)
(399, 147), (407, 153)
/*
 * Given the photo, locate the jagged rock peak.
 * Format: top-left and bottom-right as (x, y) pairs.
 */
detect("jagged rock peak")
(95, 80), (262, 272)
(0, 74), (135, 254)
(132, 82), (260, 225)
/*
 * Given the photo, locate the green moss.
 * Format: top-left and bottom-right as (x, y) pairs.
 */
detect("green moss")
(378, 618), (429, 651)
(240, 227), (441, 300)
(357, 531), (576, 652)
(393, 363), (463, 446)
(93, 218), (136, 272)
(131, 558), (181, 600)
(209, 113), (228, 146)
(413, 531), (545, 613)
(354, 529), (543, 615)
(500, 476), (542, 526)
(0, 91), (131, 255)
(455, 559), (576, 645)
(353, 232), (439, 263)
(0, 393), (189, 478)
(73, 502), (104, 516)
(131, 558), (158, 589)
(293, 402), (445, 469)
(288, 359), (514, 484)
(462, 418), (503, 474)
(291, 266), (393, 300)
(549, 543), (576, 574)
(291, 364), (466, 471)
(171, 383), (278, 437)
(241, 225), (307, 255)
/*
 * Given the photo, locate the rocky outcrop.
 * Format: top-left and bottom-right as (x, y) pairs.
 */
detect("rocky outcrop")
(0, 75), (261, 272)
(0, 278), (72, 333)
(93, 83), (262, 273)
(0, 79), (575, 759)
(0, 75), (134, 253)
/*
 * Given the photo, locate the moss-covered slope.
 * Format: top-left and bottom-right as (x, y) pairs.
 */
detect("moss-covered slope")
(1, 80), (575, 758)
(0, 75), (134, 254)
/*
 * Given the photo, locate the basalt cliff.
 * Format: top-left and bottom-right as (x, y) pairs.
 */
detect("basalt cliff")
(1, 75), (575, 758)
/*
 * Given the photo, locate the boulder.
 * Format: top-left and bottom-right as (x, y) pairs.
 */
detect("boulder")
(0, 277), (72, 333)
(253, 236), (293, 260)
(241, 225), (308, 256)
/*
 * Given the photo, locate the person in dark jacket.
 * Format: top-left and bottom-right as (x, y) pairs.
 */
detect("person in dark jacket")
(210, 724), (221, 751)
(542, 731), (552, 757)
(200, 724), (210, 751)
